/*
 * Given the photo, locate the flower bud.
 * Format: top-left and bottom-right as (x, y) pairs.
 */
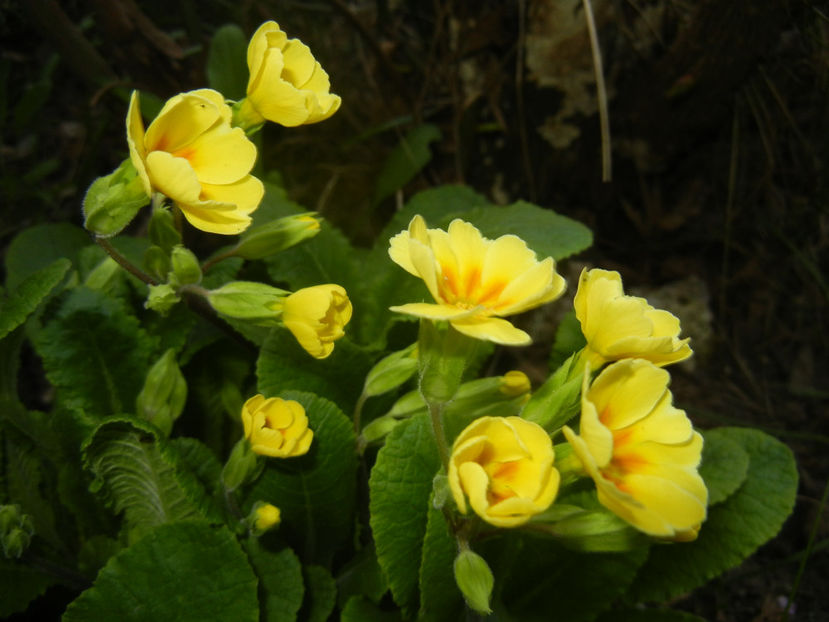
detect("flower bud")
(362, 344), (418, 398)
(241, 394), (313, 458)
(143, 245), (171, 282)
(170, 245), (202, 285)
(148, 206), (182, 252)
(499, 370), (531, 397)
(135, 349), (187, 436)
(83, 159), (150, 237)
(0, 505), (22, 534)
(222, 438), (262, 492)
(207, 281), (288, 326)
(536, 509), (645, 552)
(2, 528), (31, 559)
(145, 283), (181, 315)
(282, 284), (352, 359)
(233, 213), (322, 260)
(453, 548), (494, 615)
(360, 415), (402, 444)
(248, 502), (281, 535)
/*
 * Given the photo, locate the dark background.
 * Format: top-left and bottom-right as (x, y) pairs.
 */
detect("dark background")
(2, 1), (827, 620)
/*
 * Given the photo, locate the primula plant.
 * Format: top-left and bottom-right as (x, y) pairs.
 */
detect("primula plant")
(0, 19), (799, 622)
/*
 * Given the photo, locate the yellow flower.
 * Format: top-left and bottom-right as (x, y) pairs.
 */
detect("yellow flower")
(449, 416), (560, 527)
(389, 216), (566, 345)
(253, 503), (281, 531)
(281, 284), (352, 359)
(574, 268), (692, 369)
(127, 89), (264, 235)
(562, 359), (707, 539)
(240, 21), (341, 128)
(499, 370), (532, 398)
(241, 394), (313, 458)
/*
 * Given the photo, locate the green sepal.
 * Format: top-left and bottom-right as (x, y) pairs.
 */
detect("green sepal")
(135, 348), (187, 437)
(233, 213), (322, 260)
(145, 283), (180, 315)
(207, 281), (288, 326)
(148, 205), (182, 252)
(82, 159), (150, 237)
(170, 245), (202, 285)
(363, 343), (418, 398)
(143, 245), (170, 282)
(221, 438), (262, 492)
(453, 548), (494, 615)
(418, 321), (477, 406)
(522, 350), (585, 431)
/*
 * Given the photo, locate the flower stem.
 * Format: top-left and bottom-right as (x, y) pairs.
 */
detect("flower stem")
(95, 235), (158, 285)
(427, 399), (450, 472)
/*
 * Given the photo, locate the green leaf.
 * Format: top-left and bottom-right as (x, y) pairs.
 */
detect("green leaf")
(34, 287), (156, 417)
(0, 258), (69, 340)
(418, 503), (464, 621)
(207, 24), (248, 100)
(0, 559), (54, 618)
(489, 535), (648, 622)
(335, 545), (388, 608)
(462, 200), (593, 261)
(244, 540), (305, 622)
(244, 392), (357, 563)
(627, 427), (798, 603)
(369, 414), (441, 614)
(257, 328), (372, 413)
(699, 428), (750, 506)
(373, 124), (442, 205)
(549, 311), (586, 371)
(4, 223), (89, 290)
(342, 596), (404, 622)
(82, 417), (218, 538)
(303, 565), (337, 622)
(63, 521), (259, 622)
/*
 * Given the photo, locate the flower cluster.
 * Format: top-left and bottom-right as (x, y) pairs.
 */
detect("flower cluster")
(388, 220), (706, 539)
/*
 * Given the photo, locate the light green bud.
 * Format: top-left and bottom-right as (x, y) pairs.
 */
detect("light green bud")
(233, 213), (322, 260)
(170, 245), (202, 285)
(533, 509), (645, 552)
(432, 474), (451, 510)
(222, 438), (262, 492)
(145, 283), (180, 315)
(2, 528), (31, 559)
(453, 548), (494, 615)
(82, 159), (150, 237)
(360, 415), (402, 444)
(0, 505), (21, 534)
(247, 501), (281, 536)
(363, 344), (418, 398)
(143, 245), (170, 282)
(136, 349), (187, 436)
(207, 281), (288, 326)
(84, 257), (122, 292)
(148, 206), (182, 252)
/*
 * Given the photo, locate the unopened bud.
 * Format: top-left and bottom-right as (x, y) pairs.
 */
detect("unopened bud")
(249, 502), (281, 535)
(499, 370), (531, 398)
(145, 283), (180, 315)
(453, 548), (494, 615)
(136, 349), (187, 436)
(363, 344), (418, 398)
(360, 415), (402, 444)
(2, 528), (31, 559)
(222, 438), (262, 492)
(143, 245), (170, 282)
(0, 505), (21, 534)
(83, 159), (150, 237)
(207, 281), (288, 326)
(233, 213), (322, 260)
(170, 245), (202, 285)
(148, 206), (182, 252)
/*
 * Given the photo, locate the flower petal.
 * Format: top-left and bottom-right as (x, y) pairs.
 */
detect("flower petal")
(389, 302), (477, 321)
(144, 92), (222, 154)
(145, 151), (201, 204)
(181, 126), (257, 185)
(450, 316), (531, 346)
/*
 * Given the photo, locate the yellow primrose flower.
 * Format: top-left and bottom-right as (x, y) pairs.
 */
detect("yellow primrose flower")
(253, 503), (281, 532)
(127, 89), (264, 235)
(574, 268), (692, 369)
(281, 284), (352, 359)
(449, 416), (560, 528)
(389, 216), (566, 346)
(239, 21), (341, 128)
(241, 394), (313, 458)
(562, 359), (707, 539)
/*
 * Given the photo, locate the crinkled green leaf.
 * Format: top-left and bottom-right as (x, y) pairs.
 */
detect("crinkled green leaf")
(699, 428), (750, 506)
(627, 427), (798, 603)
(245, 540), (305, 622)
(0, 258), (69, 340)
(418, 502), (463, 622)
(82, 417), (218, 539)
(303, 564), (337, 622)
(63, 521), (258, 622)
(34, 287), (156, 417)
(373, 124), (442, 205)
(244, 392), (356, 564)
(0, 559), (54, 618)
(369, 414), (440, 614)
(488, 534), (648, 622)
(257, 328), (371, 413)
(463, 200), (592, 261)
(207, 24), (248, 100)
(4, 223), (89, 290)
